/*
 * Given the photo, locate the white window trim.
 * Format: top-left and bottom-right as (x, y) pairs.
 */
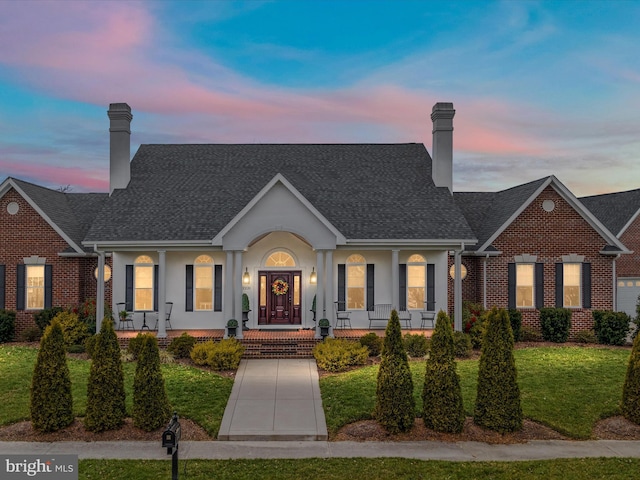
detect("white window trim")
(563, 262), (582, 308)
(26, 264), (45, 310)
(515, 263), (535, 309)
(134, 255), (154, 311)
(407, 255), (426, 310)
(346, 254), (366, 311)
(194, 255), (214, 311)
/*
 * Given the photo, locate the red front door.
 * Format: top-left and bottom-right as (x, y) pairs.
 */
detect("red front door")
(258, 271), (302, 325)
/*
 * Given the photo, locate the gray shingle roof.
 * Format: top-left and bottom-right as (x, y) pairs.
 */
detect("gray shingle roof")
(454, 177), (549, 251)
(84, 144), (476, 243)
(580, 188), (640, 236)
(10, 178), (107, 252)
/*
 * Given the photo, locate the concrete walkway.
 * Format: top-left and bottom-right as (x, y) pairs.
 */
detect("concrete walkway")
(218, 359), (328, 441)
(3, 440), (640, 462)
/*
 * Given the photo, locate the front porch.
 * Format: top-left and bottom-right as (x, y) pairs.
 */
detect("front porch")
(115, 328), (434, 359)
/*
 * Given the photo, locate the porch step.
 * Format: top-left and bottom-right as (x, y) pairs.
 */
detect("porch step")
(240, 330), (320, 359)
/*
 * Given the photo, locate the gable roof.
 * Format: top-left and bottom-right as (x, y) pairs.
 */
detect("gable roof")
(0, 177), (108, 254)
(454, 176), (628, 254)
(84, 143), (476, 245)
(580, 188), (640, 237)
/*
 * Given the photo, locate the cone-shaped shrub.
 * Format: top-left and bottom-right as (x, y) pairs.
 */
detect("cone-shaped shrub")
(423, 310), (465, 433)
(133, 334), (171, 431)
(84, 318), (126, 432)
(374, 309), (415, 433)
(622, 333), (640, 424)
(30, 319), (73, 432)
(474, 307), (522, 433)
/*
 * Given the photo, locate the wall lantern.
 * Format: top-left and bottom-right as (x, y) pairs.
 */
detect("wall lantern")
(309, 267), (317, 284)
(449, 264), (467, 280)
(242, 267), (251, 285)
(94, 265), (112, 282)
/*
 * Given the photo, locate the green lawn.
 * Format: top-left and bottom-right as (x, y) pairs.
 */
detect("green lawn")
(79, 458), (640, 480)
(0, 345), (233, 437)
(320, 346), (631, 439)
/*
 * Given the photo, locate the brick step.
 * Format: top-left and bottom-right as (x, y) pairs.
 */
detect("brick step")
(241, 338), (320, 359)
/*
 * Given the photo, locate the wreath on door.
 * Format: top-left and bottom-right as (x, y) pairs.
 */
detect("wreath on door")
(272, 279), (289, 296)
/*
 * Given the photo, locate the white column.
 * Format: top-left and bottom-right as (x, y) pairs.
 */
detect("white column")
(325, 250), (334, 325)
(157, 250), (167, 338)
(391, 250), (399, 309)
(224, 251), (234, 323)
(315, 250), (325, 338)
(96, 251), (105, 333)
(454, 250), (463, 332)
(234, 251), (244, 339)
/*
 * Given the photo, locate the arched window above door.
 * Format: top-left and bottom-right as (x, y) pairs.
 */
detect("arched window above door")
(265, 251), (296, 267)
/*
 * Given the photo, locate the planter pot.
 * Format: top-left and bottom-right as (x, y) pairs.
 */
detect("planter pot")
(242, 311), (250, 330)
(227, 326), (237, 338)
(320, 326), (329, 339)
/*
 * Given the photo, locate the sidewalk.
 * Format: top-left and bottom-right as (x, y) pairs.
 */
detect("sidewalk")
(2, 439), (640, 462)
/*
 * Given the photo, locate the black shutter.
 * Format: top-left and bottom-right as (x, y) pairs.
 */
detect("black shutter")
(535, 263), (544, 309)
(125, 265), (133, 311)
(582, 262), (592, 309)
(153, 265), (159, 311)
(555, 263), (563, 307)
(399, 264), (407, 310)
(337, 264), (346, 306)
(44, 265), (52, 309)
(185, 265), (193, 312)
(507, 263), (516, 309)
(16, 265), (25, 310)
(0, 265), (5, 310)
(426, 264), (435, 311)
(214, 264), (223, 312)
(366, 264), (375, 310)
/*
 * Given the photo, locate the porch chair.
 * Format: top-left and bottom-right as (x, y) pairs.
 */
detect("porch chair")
(334, 301), (352, 329)
(116, 302), (134, 331)
(154, 302), (173, 331)
(420, 301), (436, 330)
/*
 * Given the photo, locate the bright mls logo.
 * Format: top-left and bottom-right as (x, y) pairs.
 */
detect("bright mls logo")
(1, 455), (77, 479)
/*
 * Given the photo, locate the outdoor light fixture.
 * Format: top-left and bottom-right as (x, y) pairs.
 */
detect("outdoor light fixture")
(242, 267), (251, 285)
(449, 264), (467, 280)
(94, 265), (112, 282)
(309, 267), (317, 284)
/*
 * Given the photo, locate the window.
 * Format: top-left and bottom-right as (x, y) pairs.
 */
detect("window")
(26, 265), (45, 310)
(134, 255), (154, 311)
(516, 264), (534, 308)
(407, 254), (426, 309)
(346, 254), (365, 310)
(266, 251), (295, 267)
(563, 263), (581, 307)
(194, 255), (213, 311)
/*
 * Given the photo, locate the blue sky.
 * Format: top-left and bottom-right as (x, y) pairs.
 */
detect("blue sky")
(0, 0), (638, 195)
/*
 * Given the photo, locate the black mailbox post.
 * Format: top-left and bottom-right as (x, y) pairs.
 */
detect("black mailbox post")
(162, 412), (181, 480)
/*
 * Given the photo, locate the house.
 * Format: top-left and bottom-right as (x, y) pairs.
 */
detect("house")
(0, 101), (635, 339)
(452, 178), (629, 335)
(581, 188), (640, 317)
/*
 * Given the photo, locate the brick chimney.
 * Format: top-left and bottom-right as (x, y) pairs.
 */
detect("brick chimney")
(431, 102), (455, 193)
(108, 103), (133, 194)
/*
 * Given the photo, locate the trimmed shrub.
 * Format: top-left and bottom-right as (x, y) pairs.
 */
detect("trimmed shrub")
(521, 326), (543, 342)
(167, 332), (197, 359)
(133, 334), (171, 431)
(18, 326), (41, 342)
(85, 335), (98, 359)
(359, 332), (383, 357)
(508, 309), (522, 342)
(127, 333), (146, 359)
(593, 310), (631, 346)
(0, 309), (16, 343)
(474, 307), (522, 433)
(72, 298), (97, 335)
(374, 309), (415, 433)
(84, 319), (126, 432)
(423, 311), (465, 433)
(313, 338), (368, 372)
(575, 329), (597, 344)
(30, 319), (74, 432)
(633, 293), (640, 340)
(189, 339), (245, 370)
(539, 307), (572, 343)
(67, 344), (85, 354)
(54, 311), (90, 349)
(453, 331), (472, 358)
(463, 302), (485, 334)
(622, 333), (640, 425)
(33, 307), (64, 332)
(403, 333), (429, 358)
(159, 349), (176, 364)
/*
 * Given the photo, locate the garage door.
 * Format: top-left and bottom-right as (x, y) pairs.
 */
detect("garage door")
(617, 278), (640, 318)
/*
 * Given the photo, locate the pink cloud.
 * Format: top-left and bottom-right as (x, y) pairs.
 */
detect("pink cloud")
(0, 159), (107, 192)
